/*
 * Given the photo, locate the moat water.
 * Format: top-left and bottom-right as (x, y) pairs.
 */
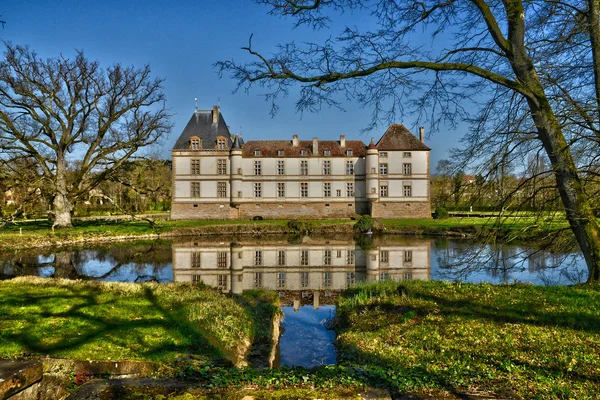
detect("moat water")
(0, 235), (588, 367)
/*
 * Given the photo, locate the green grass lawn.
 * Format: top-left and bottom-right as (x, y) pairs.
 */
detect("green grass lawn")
(335, 280), (600, 399)
(0, 277), (279, 366)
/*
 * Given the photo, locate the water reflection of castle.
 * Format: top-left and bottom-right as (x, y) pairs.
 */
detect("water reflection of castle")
(173, 238), (430, 305)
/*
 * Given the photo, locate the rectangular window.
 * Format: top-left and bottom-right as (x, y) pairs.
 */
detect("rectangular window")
(254, 272), (263, 288)
(254, 150), (261, 156)
(192, 274), (202, 284)
(217, 159), (227, 175)
(254, 161), (262, 175)
(217, 251), (227, 268)
(300, 250), (309, 266)
(191, 251), (201, 268)
(323, 182), (331, 197)
(403, 185), (412, 197)
(277, 272), (286, 288)
(277, 250), (286, 266)
(301, 182), (309, 198)
(191, 182), (201, 198)
(380, 151), (387, 158)
(380, 185), (388, 197)
(337, 250), (342, 258)
(346, 160), (354, 175)
(380, 250), (389, 262)
(254, 250), (263, 266)
(403, 272), (413, 281)
(254, 182), (262, 198)
(191, 159), (200, 175)
(301, 149), (308, 156)
(323, 160), (331, 175)
(403, 152), (412, 158)
(191, 138), (201, 150)
(278, 150), (284, 156)
(323, 272), (332, 288)
(403, 163), (412, 175)
(301, 272), (309, 288)
(404, 250), (413, 263)
(301, 160), (308, 175)
(346, 250), (355, 265)
(379, 163), (388, 175)
(336, 189), (342, 197)
(217, 274), (228, 290)
(218, 139), (226, 150)
(324, 250), (332, 266)
(217, 182), (227, 198)
(277, 160), (285, 175)
(323, 150), (331, 156)
(346, 150), (353, 156)
(346, 182), (354, 197)
(277, 182), (285, 198)
(346, 272), (356, 287)
(380, 272), (389, 281)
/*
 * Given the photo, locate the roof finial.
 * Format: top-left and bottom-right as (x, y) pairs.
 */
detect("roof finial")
(218, 97), (221, 108)
(194, 97), (198, 111)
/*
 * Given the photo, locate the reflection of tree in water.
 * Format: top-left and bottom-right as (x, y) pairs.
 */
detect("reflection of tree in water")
(0, 241), (172, 281)
(434, 239), (586, 285)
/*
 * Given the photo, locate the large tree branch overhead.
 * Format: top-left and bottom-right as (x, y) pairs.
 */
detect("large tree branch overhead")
(217, 0), (600, 283)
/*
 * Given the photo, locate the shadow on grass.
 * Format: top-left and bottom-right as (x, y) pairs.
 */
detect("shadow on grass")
(1, 284), (230, 365)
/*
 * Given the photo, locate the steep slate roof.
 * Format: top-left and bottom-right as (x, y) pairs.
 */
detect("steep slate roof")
(242, 140), (367, 157)
(172, 109), (233, 150)
(375, 124), (430, 151)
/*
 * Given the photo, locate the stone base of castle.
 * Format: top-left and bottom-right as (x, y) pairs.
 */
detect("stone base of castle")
(171, 201), (431, 220)
(370, 201), (431, 219)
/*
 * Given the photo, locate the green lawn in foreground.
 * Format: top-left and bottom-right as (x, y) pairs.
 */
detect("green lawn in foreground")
(0, 277), (279, 365)
(336, 280), (600, 399)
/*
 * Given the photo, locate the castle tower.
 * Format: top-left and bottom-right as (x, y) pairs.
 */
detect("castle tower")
(230, 135), (243, 207)
(366, 138), (379, 205)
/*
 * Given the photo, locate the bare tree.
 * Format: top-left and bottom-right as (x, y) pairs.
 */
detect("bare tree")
(216, 0), (600, 283)
(0, 44), (171, 228)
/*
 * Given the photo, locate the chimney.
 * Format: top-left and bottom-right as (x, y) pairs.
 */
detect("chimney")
(419, 127), (425, 143)
(312, 137), (319, 155)
(293, 134), (299, 147)
(340, 135), (346, 148)
(213, 105), (219, 124)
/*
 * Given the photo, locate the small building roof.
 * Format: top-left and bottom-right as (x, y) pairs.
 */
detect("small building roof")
(242, 140), (366, 157)
(172, 108), (232, 150)
(375, 124), (430, 151)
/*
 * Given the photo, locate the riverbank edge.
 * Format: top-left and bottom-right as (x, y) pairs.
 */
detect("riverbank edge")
(0, 218), (539, 251)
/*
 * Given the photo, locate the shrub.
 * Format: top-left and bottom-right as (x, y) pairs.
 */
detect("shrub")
(354, 214), (374, 233)
(433, 206), (449, 219)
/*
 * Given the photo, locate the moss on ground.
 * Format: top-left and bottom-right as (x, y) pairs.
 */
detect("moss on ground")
(335, 280), (600, 399)
(0, 277), (279, 366)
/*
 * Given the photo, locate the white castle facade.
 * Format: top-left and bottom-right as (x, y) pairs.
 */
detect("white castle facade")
(171, 106), (431, 220)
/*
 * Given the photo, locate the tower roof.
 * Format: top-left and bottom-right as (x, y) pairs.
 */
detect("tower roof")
(172, 107), (232, 150)
(375, 124), (430, 151)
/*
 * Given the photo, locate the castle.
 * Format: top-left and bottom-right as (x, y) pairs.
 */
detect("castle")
(171, 106), (431, 220)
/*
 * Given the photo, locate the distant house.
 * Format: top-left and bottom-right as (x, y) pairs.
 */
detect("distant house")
(171, 106), (431, 220)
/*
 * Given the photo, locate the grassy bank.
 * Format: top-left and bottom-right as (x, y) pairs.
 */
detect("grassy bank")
(0, 214), (572, 251)
(0, 277), (280, 367)
(335, 280), (600, 399)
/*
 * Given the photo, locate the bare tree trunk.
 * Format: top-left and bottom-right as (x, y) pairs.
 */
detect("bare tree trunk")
(528, 101), (600, 283)
(52, 155), (73, 229)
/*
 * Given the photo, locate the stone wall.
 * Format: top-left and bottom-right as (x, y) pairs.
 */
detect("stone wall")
(171, 203), (238, 220)
(371, 201), (431, 219)
(238, 202), (369, 219)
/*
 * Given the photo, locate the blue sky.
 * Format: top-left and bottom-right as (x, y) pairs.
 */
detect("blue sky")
(1, 0), (462, 168)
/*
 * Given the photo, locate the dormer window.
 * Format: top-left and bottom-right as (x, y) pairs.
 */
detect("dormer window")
(190, 137), (201, 150)
(346, 150), (353, 156)
(278, 150), (284, 156)
(254, 150), (261, 156)
(301, 150), (308, 156)
(217, 137), (227, 150)
(323, 150), (331, 156)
